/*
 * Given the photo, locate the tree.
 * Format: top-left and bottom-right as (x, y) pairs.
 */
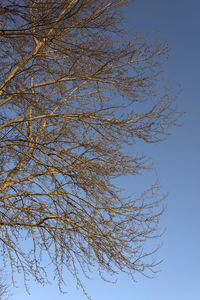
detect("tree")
(0, 0), (179, 297)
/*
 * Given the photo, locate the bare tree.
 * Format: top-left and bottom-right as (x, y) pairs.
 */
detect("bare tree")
(0, 0), (179, 297)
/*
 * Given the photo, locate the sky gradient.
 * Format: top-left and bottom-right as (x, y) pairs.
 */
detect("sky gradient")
(9, 0), (200, 299)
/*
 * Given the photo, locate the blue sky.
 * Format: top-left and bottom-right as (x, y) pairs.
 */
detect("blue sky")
(11, 0), (200, 299)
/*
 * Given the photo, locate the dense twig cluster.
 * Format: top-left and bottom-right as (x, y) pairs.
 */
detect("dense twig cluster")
(0, 273), (10, 300)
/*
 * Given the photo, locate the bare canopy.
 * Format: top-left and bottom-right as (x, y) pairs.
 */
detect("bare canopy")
(0, 0), (179, 296)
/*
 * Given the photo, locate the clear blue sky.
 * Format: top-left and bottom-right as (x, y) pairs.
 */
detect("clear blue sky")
(11, 0), (200, 299)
